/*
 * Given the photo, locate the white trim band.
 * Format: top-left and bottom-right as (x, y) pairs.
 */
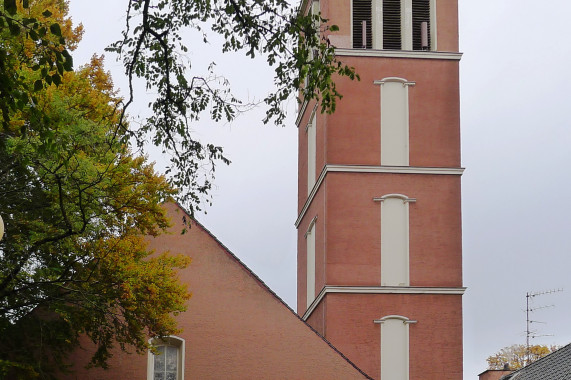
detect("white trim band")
(335, 48), (463, 61)
(303, 286), (466, 320)
(327, 164), (464, 175)
(295, 165), (464, 227)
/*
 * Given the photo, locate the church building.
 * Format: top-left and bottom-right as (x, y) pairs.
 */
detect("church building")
(62, 0), (464, 379)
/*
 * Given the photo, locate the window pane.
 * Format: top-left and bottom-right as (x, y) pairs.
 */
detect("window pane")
(166, 346), (178, 372)
(154, 373), (165, 380)
(166, 373), (177, 380)
(154, 346), (165, 372)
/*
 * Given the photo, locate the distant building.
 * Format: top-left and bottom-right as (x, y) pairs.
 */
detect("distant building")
(499, 343), (571, 380)
(478, 366), (513, 380)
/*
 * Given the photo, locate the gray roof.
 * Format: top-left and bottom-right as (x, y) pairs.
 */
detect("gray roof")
(500, 343), (571, 380)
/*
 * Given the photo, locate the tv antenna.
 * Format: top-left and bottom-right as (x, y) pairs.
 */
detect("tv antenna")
(525, 288), (563, 365)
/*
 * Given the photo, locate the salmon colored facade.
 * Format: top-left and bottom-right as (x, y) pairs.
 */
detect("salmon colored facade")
(61, 203), (370, 380)
(296, 0), (464, 378)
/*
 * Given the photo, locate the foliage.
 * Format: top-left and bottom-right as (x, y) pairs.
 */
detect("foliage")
(0, 0), (81, 128)
(0, 0), (357, 374)
(0, 26), (190, 380)
(487, 344), (560, 370)
(108, 0), (358, 215)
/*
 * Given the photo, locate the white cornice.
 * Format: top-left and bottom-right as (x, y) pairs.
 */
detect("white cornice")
(335, 48), (463, 61)
(327, 165), (464, 175)
(303, 286), (466, 320)
(295, 165), (464, 227)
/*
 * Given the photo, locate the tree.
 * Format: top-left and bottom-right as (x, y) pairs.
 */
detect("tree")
(0, 0), (79, 127)
(0, 0), (356, 375)
(0, 5), (191, 375)
(107, 0), (358, 215)
(2, 0), (357, 216)
(487, 344), (560, 370)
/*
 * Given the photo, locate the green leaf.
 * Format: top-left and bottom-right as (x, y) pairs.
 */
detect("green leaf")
(34, 80), (43, 92)
(4, 0), (17, 15)
(52, 74), (61, 86)
(49, 23), (62, 37)
(29, 29), (39, 41)
(23, 0), (29, 8)
(9, 23), (20, 36)
(42, 10), (53, 17)
(62, 51), (73, 71)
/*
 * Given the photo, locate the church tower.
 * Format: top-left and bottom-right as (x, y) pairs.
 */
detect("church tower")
(296, 0), (464, 379)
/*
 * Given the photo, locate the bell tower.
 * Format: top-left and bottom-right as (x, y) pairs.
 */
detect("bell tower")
(296, 0), (464, 379)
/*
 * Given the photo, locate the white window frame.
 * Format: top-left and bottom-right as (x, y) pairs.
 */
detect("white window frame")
(147, 336), (185, 380)
(305, 216), (317, 308)
(375, 77), (415, 167)
(374, 315), (417, 380)
(306, 107), (317, 195)
(373, 194), (416, 286)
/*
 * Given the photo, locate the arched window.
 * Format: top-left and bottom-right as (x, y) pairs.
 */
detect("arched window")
(305, 216), (317, 308)
(374, 315), (417, 380)
(307, 108), (317, 195)
(374, 194), (416, 286)
(148, 336), (185, 380)
(375, 77), (415, 166)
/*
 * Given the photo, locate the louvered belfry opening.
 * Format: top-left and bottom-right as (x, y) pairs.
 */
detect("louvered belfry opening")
(352, 0), (372, 49)
(382, 0), (401, 50)
(412, 0), (431, 50)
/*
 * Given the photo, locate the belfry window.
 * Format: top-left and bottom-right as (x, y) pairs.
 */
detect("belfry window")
(412, 0), (431, 51)
(352, 0), (435, 50)
(352, 0), (372, 49)
(382, 0), (401, 50)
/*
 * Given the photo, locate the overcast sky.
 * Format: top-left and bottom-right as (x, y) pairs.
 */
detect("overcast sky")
(68, 1), (571, 378)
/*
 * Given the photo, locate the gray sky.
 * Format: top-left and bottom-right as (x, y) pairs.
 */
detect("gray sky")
(68, 1), (571, 378)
